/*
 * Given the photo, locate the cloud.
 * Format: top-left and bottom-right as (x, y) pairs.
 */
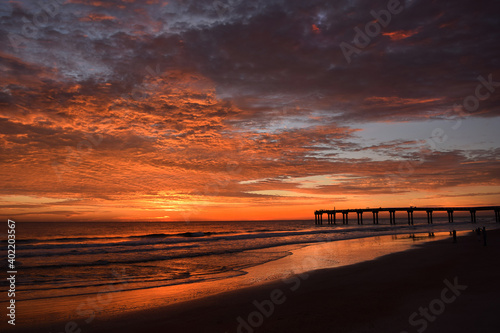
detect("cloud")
(382, 28), (420, 41)
(0, 0), (499, 220)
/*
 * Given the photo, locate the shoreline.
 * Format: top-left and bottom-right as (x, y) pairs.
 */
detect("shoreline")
(8, 232), (441, 329)
(98, 229), (500, 333)
(7, 228), (499, 332)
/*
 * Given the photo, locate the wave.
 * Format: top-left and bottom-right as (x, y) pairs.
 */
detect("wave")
(17, 269), (248, 302)
(11, 221), (471, 253)
(3, 243), (296, 272)
(3, 231), (219, 245)
(3, 226), (439, 270)
(17, 244), (200, 259)
(12, 228), (333, 252)
(9, 221), (493, 269)
(2, 225), (305, 245)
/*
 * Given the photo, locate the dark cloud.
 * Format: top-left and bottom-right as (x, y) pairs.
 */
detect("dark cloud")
(0, 0), (499, 220)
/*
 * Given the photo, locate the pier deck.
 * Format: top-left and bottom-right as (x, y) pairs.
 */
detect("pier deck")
(314, 206), (500, 225)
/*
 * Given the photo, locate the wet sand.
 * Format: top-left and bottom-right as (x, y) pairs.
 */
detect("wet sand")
(8, 229), (500, 333)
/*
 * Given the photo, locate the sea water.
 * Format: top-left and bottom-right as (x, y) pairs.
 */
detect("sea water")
(2, 215), (496, 305)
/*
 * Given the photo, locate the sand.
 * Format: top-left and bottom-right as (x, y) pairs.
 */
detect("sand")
(8, 229), (500, 333)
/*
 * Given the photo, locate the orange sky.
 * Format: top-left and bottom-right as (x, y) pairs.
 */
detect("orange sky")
(1, 0), (500, 222)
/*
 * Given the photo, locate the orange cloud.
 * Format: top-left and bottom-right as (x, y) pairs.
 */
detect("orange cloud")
(383, 29), (420, 41)
(80, 13), (117, 22)
(365, 96), (442, 107)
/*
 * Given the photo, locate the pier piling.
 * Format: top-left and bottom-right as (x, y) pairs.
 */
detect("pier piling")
(389, 210), (396, 225)
(447, 210), (454, 223)
(342, 211), (349, 225)
(407, 210), (414, 225)
(315, 206), (498, 226)
(470, 210), (476, 224)
(426, 210), (433, 224)
(357, 211), (363, 225)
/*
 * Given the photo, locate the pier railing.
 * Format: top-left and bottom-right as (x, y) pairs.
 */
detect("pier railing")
(314, 206), (500, 225)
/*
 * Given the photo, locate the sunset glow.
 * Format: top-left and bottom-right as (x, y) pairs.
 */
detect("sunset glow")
(1, 0), (499, 222)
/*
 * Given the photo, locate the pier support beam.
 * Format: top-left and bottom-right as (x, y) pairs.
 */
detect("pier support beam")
(407, 210), (414, 225)
(342, 211), (348, 225)
(470, 210), (476, 223)
(426, 210), (433, 224)
(447, 210), (454, 223)
(315, 212), (324, 225)
(495, 209), (499, 223)
(389, 210), (396, 225)
(357, 211), (363, 225)
(372, 211), (379, 224)
(333, 211), (336, 225)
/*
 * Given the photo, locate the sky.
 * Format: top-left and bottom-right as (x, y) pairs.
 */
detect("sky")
(1, 0), (499, 222)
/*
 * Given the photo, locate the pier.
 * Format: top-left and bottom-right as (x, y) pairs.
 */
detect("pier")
(314, 206), (500, 225)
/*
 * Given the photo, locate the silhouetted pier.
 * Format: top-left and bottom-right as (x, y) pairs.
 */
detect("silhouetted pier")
(314, 206), (500, 225)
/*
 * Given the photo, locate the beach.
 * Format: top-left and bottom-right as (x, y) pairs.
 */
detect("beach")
(8, 228), (500, 333)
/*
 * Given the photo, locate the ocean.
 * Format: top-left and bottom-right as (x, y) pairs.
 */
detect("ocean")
(3, 214), (497, 307)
